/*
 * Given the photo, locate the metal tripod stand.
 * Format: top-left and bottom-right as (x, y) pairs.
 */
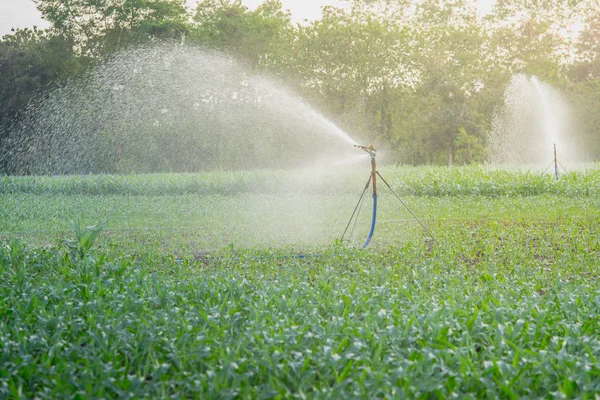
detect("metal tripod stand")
(341, 144), (436, 248)
(542, 143), (568, 180)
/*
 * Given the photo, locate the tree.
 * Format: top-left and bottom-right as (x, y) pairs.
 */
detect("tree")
(2, 0), (598, 173)
(34, 0), (190, 56)
(568, 0), (600, 160)
(406, 0), (491, 165)
(570, 0), (600, 82)
(484, 0), (582, 83)
(191, 0), (293, 67)
(281, 2), (417, 152)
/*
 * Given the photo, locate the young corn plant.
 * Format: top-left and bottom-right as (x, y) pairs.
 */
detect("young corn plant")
(67, 219), (107, 260)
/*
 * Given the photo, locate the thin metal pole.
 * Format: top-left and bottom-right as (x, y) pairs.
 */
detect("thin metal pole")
(370, 149), (377, 197)
(541, 159), (555, 176)
(377, 171), (437, 243)
(557, 160), (568, 175)
(554, 143), (559, 180)
(349, 186), (368, 241)
(341, 174), (372, 242)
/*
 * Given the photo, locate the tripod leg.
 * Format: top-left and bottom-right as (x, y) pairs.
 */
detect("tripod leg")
(541, 160), (555, 176)
(349, 187), (368, 242)
(341, 174), (372, 242)
(377, 172), (437, 243)
(557, 160), (568, 175)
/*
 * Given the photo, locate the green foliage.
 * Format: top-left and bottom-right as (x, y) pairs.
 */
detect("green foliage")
(1, 165), (599, 197)
(454, 127), (486, 164)
(2, 0), (600, 171)
(0, 166), (599, 396)
(68, 219), (107, 260)
(34, 0), (190, 56)
(0, 165), (599, 257)
(0, 217), (599, 397)
(191, 0), (292, 66)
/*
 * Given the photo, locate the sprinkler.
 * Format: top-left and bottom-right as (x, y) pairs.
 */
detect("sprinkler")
(354, 144), (378, 198)
(542, 143), (567, 180)
(341, 144), (436, 248)
(351, 144), (378, 248)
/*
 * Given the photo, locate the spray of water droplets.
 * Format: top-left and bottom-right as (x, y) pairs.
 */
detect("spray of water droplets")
(0, 43), (373, 248)
(1, 43), (360, 175)
(488, 74), (578, 166)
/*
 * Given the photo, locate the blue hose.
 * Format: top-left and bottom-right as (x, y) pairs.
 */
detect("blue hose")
(362, 194), (377, 248)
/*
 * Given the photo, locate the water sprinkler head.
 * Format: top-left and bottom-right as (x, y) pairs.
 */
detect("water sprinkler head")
(354, 143), (376, 154)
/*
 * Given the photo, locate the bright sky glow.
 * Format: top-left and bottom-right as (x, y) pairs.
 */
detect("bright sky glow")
(0, 0), (50, 36)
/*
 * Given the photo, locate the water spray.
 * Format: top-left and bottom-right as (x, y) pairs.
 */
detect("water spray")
(341, 144), (436, 248)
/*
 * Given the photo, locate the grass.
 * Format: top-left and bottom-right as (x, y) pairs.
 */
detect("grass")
(2, 164), (600, 197)
(1, 165), (599, 253)
(1, 165), (600, 398)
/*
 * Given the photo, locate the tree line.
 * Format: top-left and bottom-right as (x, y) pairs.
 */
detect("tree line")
(1, 0), (599, 173)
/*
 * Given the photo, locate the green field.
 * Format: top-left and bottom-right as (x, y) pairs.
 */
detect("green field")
(1, 165), (600, 398)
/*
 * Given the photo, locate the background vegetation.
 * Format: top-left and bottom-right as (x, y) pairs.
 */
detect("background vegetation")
(1, 0), (600, 174)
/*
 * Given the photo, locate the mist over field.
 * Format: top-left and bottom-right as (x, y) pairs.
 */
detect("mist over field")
(1, 1), (600, 398)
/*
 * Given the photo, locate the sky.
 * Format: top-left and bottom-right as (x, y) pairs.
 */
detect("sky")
(0, 0), (496, 37)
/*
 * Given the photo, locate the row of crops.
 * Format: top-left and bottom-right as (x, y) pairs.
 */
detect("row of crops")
(2, 164), (600, 197)
(1, 165), (599, 397)
(1, 217), (600, 397)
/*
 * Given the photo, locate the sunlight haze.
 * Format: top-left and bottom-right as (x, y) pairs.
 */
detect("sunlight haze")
(1, 0), (497, 36)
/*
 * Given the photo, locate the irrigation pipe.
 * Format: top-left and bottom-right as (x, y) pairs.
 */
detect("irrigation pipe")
(362, 194), (377, 248)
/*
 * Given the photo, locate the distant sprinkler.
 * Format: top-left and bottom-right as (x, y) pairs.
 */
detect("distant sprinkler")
(542, 142), (567, 179)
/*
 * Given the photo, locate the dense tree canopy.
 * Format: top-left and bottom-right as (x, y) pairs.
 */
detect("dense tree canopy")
(34, 0), (189, 55)
(1, 0), (599, 173)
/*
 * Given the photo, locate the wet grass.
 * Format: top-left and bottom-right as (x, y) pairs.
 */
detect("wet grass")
(2, 164), (600, 197)
(1, 165), (599, 397)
